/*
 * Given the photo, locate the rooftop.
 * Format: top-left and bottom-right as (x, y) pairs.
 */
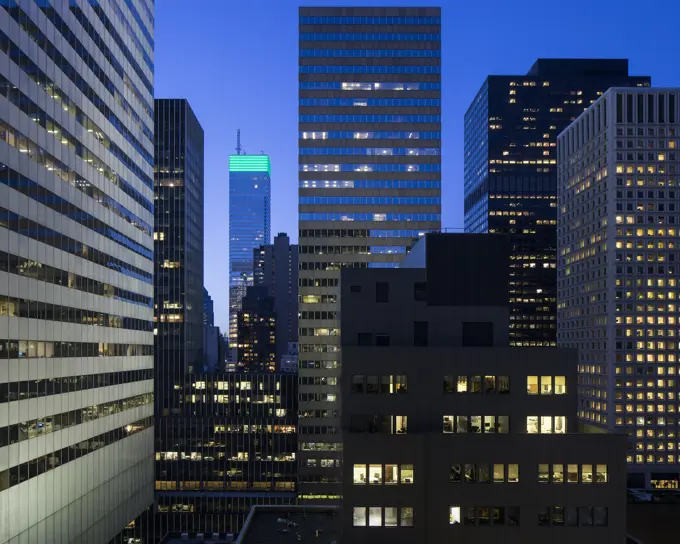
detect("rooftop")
(235, 505), (341, 544)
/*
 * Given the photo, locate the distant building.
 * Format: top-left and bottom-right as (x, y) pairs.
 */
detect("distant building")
(280, 342), (299, 374)
(464, 59), (651, 347)
(254, 233), (299, 364)
(237, 286), (277, 373)
(154, 373), (297, 537)
(229, 153), (271, 350)
(339, 233), (627, 543)
(204, 287), (215, 327)
(558, 88), (680, 489)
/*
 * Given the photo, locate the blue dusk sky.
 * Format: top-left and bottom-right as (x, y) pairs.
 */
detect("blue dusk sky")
(155, 0), (680, 331)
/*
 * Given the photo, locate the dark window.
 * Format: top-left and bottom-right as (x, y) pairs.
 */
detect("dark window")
(507, 507), (520, 526)
(616, 93), (623, 123)
(357, 333), (372, 346)
(376, 282), (389, 303)
(462, 322), (493, 347)
(351, 375), (364, 393)
(538, 507), (550, 527)
(443, 375), (454, 393)
(350, 285), (361, 293)
(366, 375), (379, 394)
(414, 321), (428, 347)
(375, 334), (390, 346)
(413, 282), (426, 301)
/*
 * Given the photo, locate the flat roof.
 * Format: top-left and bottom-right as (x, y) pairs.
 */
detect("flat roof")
(236, 505), (340, 544)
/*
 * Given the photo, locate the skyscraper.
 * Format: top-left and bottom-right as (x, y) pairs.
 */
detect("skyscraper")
(154, 98), (205, 524)
(464, 59), (650, 347)
(558, 88), (680, 489)
(298, 6), (442, 501)
(237, 286), (277, 373)
(0, 1), (155, 542)
(204, 287), (215, 328)
(254, 233), (299, 366)
(229, 154), (271, 351)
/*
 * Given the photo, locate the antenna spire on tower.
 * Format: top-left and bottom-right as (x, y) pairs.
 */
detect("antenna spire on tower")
(236, 129), (242, 155)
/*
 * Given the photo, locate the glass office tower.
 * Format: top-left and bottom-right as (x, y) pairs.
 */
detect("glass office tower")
(298, 6), (442, 501)
(0, 1), (155, 542)
(228, 155), (271, 351)
(464, 59), (650, 347)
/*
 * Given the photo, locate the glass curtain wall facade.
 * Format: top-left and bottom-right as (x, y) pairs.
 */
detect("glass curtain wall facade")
(298, 6), (441, 502)
(464, 59), (650, 347)
(0, 1), (155, 542)
(228, 155), (271, 350)
(154, 372), (298, 536)
(558, 88), (680, 489)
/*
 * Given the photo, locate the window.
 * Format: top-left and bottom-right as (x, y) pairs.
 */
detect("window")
(478, 507), (491, 526)
(471, 376), (482, 393)
(493, 507), (505, 526)
(594, 506), (608, 527)
(538, 507), (550, 526)
(554, 416), (566, 434)
(393, 415), (408, 434)
(540, 376), (553, 394)
(596, 464), (608, 483)
(456, 376), (468, 393)
(369, 464), (382, 484)
(400, 507), (414, 527)
(395, 375), (408, 393)
(366, 375), (378, 394)
(507, 506), (520, 526)
(357, 333), (372, 346)
(450, 464), (461, 482)
(464, 463), (476, 483)
(552, 464), (564, 483)
(400, 464), (414, 484)
(498, 376), (510, 393)
(384, 507), (398, 527)
(369, 507), (382, 526)
(464, 507), (476, 526)
(385, 464), (398, 484)
(375, 334), (390, 346)
(456, 415), (468, 433)
(478, 464), (490, 483)
(527, 416), (566, 434)
(414, 321), (428, 346)
(552, 506), (565, 526)
(527, 376), (539, 394)
(582, 464), (593, 483)
(567, 464), (578, 483)
(380, 375), (390, 394)
(493, 464), (505, 482)
(443, 416), (454, 433)
(443, 375), (454, 393)
(484, 375), (496, 393)
(449, 506), (461, 525)
(353, 464), (367, 484)
(353, 507), (367, 526)
(376, 282), (389, 303)
(538, 464), (549, 483)
(554, 376), (566, 394)
(462, 322), (494, 346)
(540, 416), (552, 434)
(580, 506), (593, 527)
(413, 282), (426, 301)
(508, 464), (519, 483)
(566, 507), (578, 527)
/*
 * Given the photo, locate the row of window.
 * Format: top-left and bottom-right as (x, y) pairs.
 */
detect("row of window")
(443, 415), (510, 434)
(300, 133), (438, 142)
(351, 374), (408, 394)
(443, 375), (510, 394)
(0, 369), (153, 403)
(299, 164), (441, 172)
(299, 146), (440, 154)
(0, 339), (152, 360)
(538, 464), (608, 483)
(301, 98), (440, 107)
(352, 507), (414, 527)
(299, 311), (338, 320)
(0, 295), (152, 332)
(300, 65), (440, 74)
(0, 28), (152, 162)
(299, 32), (440, 41)
(527, 376), (568, 395)
(300, 81), (440, 91)
(0, 393), (152, 448)
(300, 196), (440, 205)
(300, 49), (440, 58)
(0, 417), (152, 491)
(352, 463), (415, 486)
(0, 206), (152, 284)
(0, 250), (152, 308)
(450, 463), (519, 483)
(450, 506), (608, 527)
(298, 228), (428, 239)
(300, 114), (440, 123)
(300, 181), (439, 189)
(299, 213), (441, 222)
(349, 414), (408, 434)
(299, 16), (441, 24)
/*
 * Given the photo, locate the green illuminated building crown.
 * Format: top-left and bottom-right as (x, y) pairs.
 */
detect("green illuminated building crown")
(229, 155), (271, 176)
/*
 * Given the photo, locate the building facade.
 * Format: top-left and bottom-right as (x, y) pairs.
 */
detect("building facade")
(0, 1), (155, 542)
(254, 233), (299, 366)
(203, 287), (214, 328)
(297, 5), (442, 502)
(464, 59), (650, 347)
(154, 372), (298, 537)
(228, 154), (271, 351)
(236, 286), (276, 373)
(558, 88), (680, 488)
(340, 233), (627, 543)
